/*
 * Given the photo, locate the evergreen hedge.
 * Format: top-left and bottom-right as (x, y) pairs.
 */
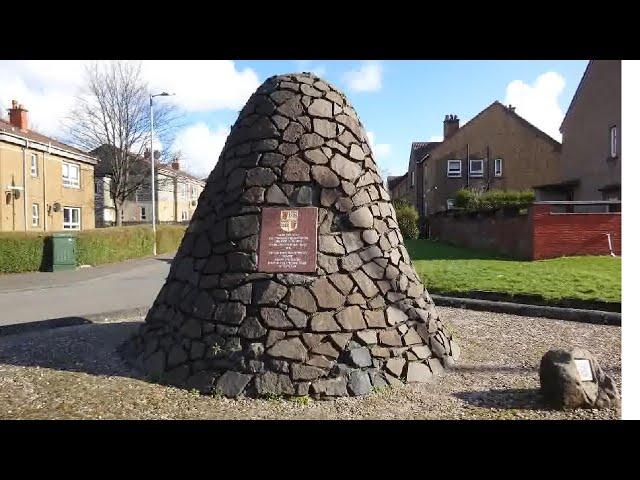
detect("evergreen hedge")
(0, 225), (186, 274)
(0, 233), (48, 273)
(454, 188), (535, 213)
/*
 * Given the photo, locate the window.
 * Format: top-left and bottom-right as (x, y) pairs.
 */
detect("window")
(32, 203), (39, 227)
(62, 162), (80, 188)
(410, 170), (415, 187)
(30, 153), (38, 177)
(494, 158), (503, 177)
(140, 206), (147, 221)
(469, 159), (484, 178)
(610, 125), (618, 158)
(446, 199), (455, 210)
(181, 210), (188, 221)
(447, 160), (462, 178)
(63, 207), (81, 230)
(178, 182), (189, 201)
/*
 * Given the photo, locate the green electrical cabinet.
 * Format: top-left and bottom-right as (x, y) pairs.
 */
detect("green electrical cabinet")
(51, 233), (77, 272)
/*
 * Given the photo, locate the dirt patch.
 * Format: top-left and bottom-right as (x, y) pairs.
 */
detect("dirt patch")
(0, 308), (620, 420)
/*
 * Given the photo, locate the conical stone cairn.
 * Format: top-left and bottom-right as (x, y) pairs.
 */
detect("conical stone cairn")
(122, 72), (461, 398)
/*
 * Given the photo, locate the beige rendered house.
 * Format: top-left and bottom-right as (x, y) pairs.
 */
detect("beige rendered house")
(95, 155), (205, 226)
(0, 100), (97, 232)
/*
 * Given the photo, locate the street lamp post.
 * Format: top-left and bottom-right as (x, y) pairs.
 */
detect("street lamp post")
(149, 92), (174, 256)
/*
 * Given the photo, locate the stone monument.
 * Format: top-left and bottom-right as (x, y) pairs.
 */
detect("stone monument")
(122, 72), (460, 398)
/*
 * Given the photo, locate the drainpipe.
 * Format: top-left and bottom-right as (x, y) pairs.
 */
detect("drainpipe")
(43, 142), (50, 231)
(605, 233), (615, 257)
(22, 140), (28, 231)
(466, 143), (470, 188)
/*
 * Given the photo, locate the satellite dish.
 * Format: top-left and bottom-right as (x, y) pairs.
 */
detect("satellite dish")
(53, 202), (61, 212)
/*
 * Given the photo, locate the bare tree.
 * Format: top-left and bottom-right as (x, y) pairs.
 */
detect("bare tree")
(65, 61), (180, 225)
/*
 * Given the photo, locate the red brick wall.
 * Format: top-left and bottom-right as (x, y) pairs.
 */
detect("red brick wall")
(531, 204), (621, 260)
(429, 211), (532, 259)
(428, 204), (621, 260)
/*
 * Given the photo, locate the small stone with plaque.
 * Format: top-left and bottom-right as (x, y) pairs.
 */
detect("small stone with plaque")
(539, 348), (620, 409)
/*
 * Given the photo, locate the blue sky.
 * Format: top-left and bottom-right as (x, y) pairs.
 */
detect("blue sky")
(0, 60), (588, 178)
(169, 59), (588, 177)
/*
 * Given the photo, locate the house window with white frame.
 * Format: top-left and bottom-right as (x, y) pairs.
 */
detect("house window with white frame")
(447, 160), (462, 178)
(32, 203), (40, 227)
(63, 207), (81, 230)
(62, 162), (80, 188)
(181, 210), (188, 221)
(494, 158), (503, 177)
(446, 199), (455, 210)
(140, 206), (147, 221)
(469, 159), (484, 178)
(610, 125), (618, 158)
(179, 182), (189, 201)
(410, 170), (415, 187)
(30, 153), (39, 177)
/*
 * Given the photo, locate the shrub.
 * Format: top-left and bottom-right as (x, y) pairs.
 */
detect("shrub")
(0, 233), (47, 273)
(0, 225), (187, 274)
(393, 199), (420, 239)
(454, 189), (476, 210)
(156, 225), (188, 255)
(454, 188), (534, 213)
(76, 225), (186, 266)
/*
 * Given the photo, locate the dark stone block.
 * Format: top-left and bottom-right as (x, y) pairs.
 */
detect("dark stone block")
(214, 302), (246, 325)
(253, 280), (288, 305)
(227, 215), (259, 240)
(348, 370), (373, 396)
(216, 371), (252, 398)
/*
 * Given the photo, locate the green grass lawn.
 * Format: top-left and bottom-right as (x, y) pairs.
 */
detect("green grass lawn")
(405, 239), (621, 304)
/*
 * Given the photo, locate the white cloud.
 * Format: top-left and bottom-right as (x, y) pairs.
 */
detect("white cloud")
(504, 71), (566, 141)
(142, 61), (259, 112)
(0, 60), (259, 139)
(171, 123), (229, 178)
(0, 60), (86, 137)
(295, 60), (327, 79)
(343, 61), (383, 92)
(366, 131), (392, 158)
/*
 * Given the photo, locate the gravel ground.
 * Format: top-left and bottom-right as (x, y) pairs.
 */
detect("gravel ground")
(0, 307), (621, 420)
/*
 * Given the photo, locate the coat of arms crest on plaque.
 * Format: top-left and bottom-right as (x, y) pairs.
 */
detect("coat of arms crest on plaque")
(279, 210), (299, 232)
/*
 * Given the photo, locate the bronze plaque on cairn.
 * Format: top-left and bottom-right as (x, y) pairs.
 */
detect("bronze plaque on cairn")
(258, 207), (318, 273)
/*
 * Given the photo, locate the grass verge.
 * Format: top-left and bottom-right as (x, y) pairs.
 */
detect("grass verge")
(406, 239), (621, 304)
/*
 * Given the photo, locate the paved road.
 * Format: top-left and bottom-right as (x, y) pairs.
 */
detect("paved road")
(0, 255), (173, 327)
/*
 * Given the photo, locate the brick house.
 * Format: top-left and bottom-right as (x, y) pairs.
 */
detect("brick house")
(0, 100), (97, 232)
(392, 101), (562, 219)
(404, 140), (442, 218)
(534, 60), (621, 203)
(387, 173), (408, 201)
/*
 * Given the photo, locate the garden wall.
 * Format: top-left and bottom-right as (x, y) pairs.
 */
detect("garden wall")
(531, 203), (621, 260)
(429, 202), (621, 260)
(429, 210), (532, 259)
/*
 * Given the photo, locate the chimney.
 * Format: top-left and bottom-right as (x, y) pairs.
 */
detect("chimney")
(171, 160), (180, 171)
(8, 100), (29, 131)
(443, 114), (459, 140)
(507, 104), (516, 112)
